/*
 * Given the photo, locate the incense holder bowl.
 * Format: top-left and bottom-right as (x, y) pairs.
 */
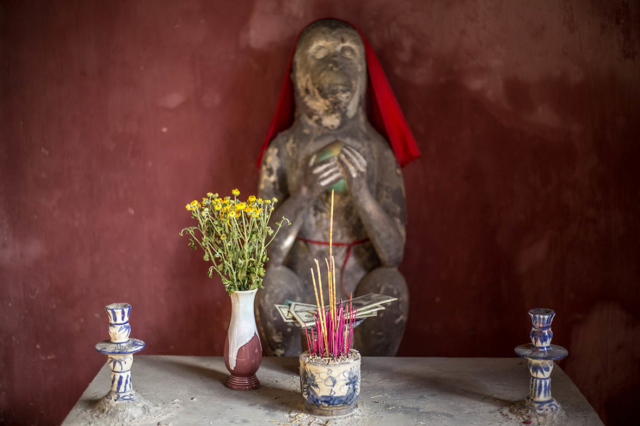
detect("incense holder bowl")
(299, 350), (361, 417)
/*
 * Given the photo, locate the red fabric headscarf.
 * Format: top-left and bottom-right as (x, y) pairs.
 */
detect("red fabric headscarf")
(256, 19), (421, 168)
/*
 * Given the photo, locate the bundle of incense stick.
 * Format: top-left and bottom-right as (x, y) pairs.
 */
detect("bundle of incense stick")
(304, 190), (358, 359)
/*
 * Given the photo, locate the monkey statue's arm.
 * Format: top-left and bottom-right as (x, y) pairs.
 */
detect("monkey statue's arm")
(337, 142), (406, 267)
(258, 136), (343, 267)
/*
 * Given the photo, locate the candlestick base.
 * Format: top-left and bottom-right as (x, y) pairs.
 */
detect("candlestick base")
(93, 391), (161, 423)
(510, 398), (562, 417)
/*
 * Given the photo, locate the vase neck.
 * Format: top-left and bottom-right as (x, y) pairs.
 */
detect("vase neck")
(230, 289), (257, 306)
(229, 290), (258, 327)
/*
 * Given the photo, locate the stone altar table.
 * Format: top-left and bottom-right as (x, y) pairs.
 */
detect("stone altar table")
(63, 356), (602, 426)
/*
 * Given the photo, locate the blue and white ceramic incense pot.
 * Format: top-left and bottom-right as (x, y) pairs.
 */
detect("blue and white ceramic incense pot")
(299, 350), (361, 417)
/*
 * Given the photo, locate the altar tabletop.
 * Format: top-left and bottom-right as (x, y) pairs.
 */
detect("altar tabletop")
(63, 356), (603, 426)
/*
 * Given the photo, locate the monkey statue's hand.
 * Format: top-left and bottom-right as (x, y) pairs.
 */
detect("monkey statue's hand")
(302, 152), (343, 198)
(337, 145), (368, 195)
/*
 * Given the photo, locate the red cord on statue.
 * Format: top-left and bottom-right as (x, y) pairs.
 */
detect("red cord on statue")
(296, 236), (370, 298)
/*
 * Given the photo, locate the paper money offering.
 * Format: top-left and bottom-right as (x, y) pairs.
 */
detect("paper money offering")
(275, 305), (295, 323)
(354, 309), (381, 318)
(289, 303), (318, 326)
(357, 305), (385, 315)
(345, 294), (397, 311)
(274, 293), (396, 328)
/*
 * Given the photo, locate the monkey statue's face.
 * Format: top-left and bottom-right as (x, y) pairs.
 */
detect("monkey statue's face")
(292, 21), (367, 130)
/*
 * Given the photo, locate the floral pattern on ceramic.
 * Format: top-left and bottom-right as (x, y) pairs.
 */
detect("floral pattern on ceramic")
(300, 350), (360, 417)
(95, 303), (145, 403)
(513, 309), (568, 417)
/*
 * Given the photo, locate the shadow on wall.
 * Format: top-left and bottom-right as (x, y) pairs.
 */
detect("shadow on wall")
(566, 301), (640, 425)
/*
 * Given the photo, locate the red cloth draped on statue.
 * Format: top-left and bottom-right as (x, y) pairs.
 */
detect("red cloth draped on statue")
(256, 18), (421, 168)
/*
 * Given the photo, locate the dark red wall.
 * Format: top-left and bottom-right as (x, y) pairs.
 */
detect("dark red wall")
(1, 1), (639, 425)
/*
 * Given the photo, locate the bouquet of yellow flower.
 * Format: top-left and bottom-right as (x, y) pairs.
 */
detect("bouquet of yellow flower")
(180, 189), (289, 294)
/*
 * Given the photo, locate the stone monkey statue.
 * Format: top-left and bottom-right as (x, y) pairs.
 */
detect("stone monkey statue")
(257, 19), (413, 356)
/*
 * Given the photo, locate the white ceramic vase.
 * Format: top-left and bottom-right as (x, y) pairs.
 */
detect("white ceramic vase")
(223, 289), (262, 390)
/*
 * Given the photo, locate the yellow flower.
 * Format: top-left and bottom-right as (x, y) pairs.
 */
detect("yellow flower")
(258, 198), (263, 203)
(220, 234), (226, 240)
(207, 192), (214, 198)
(245, 206), (254, 213)
(232, 189), (240, 196)
(236, 202), (246, 211)
(185, 204), (192, 211)
(214, 204), (222, 211)
(253, 212), (260, 218)
(248, 195), (256, 203)
(264, 199), (271, 204)
(190, 200), (198, 207)
(228, 211), (236, 218)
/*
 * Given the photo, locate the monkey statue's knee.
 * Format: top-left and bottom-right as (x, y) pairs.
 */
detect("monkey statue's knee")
(353, 267), (409, 356)
(256, 265), (305, 356)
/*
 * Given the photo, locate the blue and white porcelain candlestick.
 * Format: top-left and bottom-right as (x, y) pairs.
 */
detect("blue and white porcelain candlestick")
(95, 303), (145, 403)
(513, 308), (568, 416)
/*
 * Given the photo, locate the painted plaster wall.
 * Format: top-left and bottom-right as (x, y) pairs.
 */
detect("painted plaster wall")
(1, 1), (638, 425)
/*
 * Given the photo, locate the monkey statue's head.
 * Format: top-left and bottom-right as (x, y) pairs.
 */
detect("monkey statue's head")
(292, 19), (367, 130)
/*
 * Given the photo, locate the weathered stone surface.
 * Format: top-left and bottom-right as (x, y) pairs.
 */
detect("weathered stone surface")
(63, 356), (603, 426)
